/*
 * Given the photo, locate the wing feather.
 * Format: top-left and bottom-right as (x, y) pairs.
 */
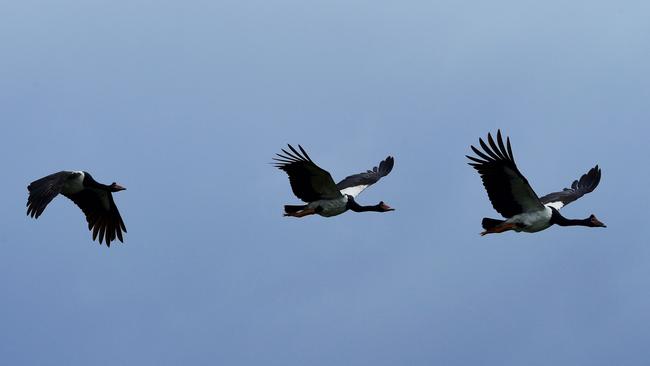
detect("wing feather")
(26, 171), (70, 219)
(336, 156), (394, 198)
(63, 189), (127, 247)
(539, 165), (601, 209)
(467, 130), (544, 218)
(274, 144), (342, 202)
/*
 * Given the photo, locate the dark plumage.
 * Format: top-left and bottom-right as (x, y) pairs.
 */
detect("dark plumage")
(273, 144), (342, 202)
(274, 144), (395, 218)
(466, 130), (543, 218)
(27, 171), (127, 246)
(336, 156), (394, 194)
(539, 165), (601, 208)
(467, 130), (605, 235)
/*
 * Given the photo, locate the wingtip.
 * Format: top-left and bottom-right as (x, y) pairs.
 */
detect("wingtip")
(298, 145), (312, 162)
(383, 155), (395, 167)
(376, 155), (395, 176)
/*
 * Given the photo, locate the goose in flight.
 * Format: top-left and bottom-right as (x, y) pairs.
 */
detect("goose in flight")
(467, 130), (606, 235)
(274, 144), (395, 218)
(27, 171), (127, 246)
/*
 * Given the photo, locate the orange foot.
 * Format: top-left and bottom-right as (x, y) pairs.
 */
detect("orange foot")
(480, 222), (518, 236)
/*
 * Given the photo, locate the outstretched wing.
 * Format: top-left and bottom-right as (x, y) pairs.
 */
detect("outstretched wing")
(336, 156), (394, 198)
(467, 130), (544, 218)
(273, 144), (342, 202)
(63, 189), (127, 247)
(27, 171), (70, 219)
(540, 165), (601, 210)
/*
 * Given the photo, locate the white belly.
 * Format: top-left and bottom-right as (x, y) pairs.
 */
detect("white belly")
(507, 206), (553, 233)
(308, 196), (348, 217)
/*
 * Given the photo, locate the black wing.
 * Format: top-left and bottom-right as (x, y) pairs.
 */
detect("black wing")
(539, 165), (601, 209)
(273, 144), (342, 202)
(63, 189), (127, 247)
(336, 156), (394, 198)
(467, 130), (544, 218)
(27, 171), (70, 219)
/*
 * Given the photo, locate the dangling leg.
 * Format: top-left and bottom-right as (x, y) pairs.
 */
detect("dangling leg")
(284, 208), (317, 218)
(480, 222), (518, 236)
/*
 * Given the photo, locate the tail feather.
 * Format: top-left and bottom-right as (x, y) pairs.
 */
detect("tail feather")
(284, 205), (307, 214)
(482, 217), (505, 230)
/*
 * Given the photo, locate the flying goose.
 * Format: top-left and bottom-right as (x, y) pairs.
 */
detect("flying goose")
(27, 171), (127, 246)
(274, 144), (395, 218)
(467, 130), (606, 235)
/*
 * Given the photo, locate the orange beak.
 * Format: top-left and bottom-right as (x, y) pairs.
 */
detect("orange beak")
(380, 203), (395, 211)
(593, 217), (606, 227)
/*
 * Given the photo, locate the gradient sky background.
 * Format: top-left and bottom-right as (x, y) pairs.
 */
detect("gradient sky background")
(2, 0), (650, 365)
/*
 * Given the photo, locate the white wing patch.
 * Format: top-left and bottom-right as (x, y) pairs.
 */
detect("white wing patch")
(545, 201), (565, 210)
(339, 185), (369, 198)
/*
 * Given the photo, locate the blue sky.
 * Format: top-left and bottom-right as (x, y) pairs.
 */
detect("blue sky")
(1, 0), (650, 365)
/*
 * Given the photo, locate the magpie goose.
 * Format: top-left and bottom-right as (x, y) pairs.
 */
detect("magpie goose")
(27, 171), (127, 246)
(274, 144), (395, 218)
(467, 130), (605, 235)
